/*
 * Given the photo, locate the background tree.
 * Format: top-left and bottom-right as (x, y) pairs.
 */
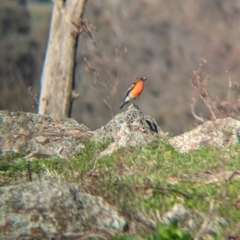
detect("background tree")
(38, 0), (87, 117)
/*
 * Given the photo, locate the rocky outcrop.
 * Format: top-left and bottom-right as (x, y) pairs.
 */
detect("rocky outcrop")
(0, 181), (127, 239)
(0, 107), (164, 160)
(94, 104), (165, 158)
(170, 117), (240, 153)
(0, 111), (92, 160)
(1, 110), (240, 160)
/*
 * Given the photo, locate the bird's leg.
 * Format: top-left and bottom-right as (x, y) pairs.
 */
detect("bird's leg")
(131, 99), (140, 109)
(130, 99), (135, 106)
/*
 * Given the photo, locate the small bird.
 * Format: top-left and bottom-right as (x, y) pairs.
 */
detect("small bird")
(119, 77), (147, 109)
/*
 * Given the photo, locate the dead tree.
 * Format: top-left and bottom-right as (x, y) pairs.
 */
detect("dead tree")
(38, 0), (87, 117)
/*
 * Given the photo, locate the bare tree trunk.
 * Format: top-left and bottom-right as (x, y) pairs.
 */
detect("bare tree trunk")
(38, 0), (87, 117)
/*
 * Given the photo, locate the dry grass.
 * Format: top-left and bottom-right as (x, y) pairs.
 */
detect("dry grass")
(189, 59), (240, 123)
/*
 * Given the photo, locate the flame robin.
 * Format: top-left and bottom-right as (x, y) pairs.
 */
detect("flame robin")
(119, 77), (147, 109)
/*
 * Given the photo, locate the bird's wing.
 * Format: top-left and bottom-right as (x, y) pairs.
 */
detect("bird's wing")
(126, 82), (135, 95)
(122, 82), (135, 101)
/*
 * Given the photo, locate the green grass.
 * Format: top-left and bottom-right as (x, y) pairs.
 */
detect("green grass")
(1, 139), (240, 238)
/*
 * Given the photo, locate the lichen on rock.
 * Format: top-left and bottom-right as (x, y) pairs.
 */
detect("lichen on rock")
(0, 181), (127, 239)
(94, 104), (164, 158)
(0, 111), (92, 160)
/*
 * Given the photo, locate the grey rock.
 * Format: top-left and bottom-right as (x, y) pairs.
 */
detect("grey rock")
(0, 181), (127, 239)
(170, 117), (240, 153)
(94, 104), (165, 158)
(0, 111), (92, 160)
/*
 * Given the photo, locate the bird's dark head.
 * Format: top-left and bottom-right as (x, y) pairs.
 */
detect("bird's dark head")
(138, 77), (147, 81)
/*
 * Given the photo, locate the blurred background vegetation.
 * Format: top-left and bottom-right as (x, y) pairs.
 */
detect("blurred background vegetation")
(1, 0), (240, 134)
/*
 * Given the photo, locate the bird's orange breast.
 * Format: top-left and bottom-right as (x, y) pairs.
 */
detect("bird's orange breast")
(130, 80), (144, 98)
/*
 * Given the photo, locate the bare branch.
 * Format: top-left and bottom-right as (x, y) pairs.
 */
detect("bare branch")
(189, 98), (205, 123)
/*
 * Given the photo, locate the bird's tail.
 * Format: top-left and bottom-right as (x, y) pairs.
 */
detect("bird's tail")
(119, 102), (126, 109)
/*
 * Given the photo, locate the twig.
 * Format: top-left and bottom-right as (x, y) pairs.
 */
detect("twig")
(190, 59), (219, 120)
(189, 98), (205, 123)
(27, 161), (32, 182)
(72, 18), (96, 45)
